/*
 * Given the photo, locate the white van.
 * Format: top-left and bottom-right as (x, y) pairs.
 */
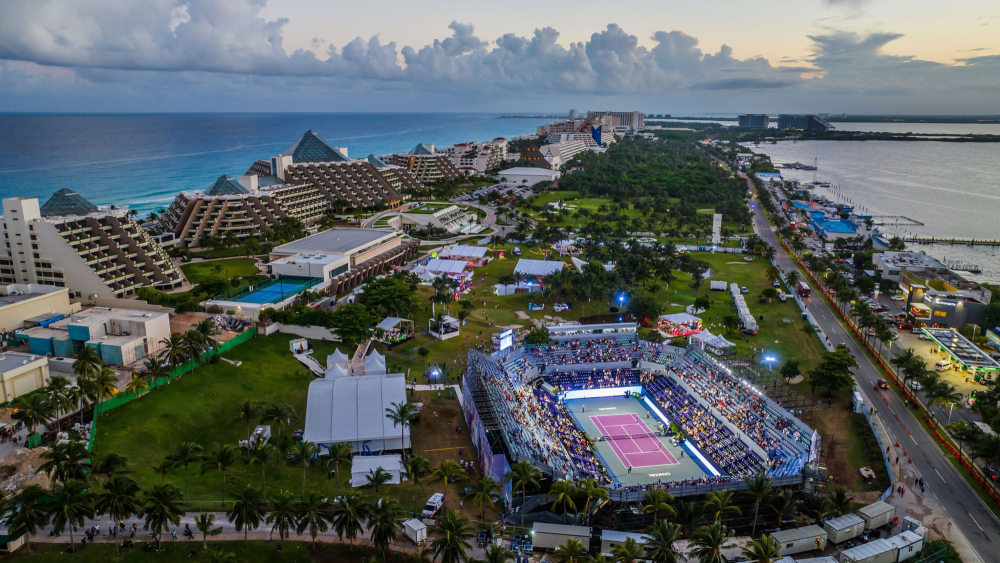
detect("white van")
(935, 360), (953, 372)
(421, 493), (445, 518)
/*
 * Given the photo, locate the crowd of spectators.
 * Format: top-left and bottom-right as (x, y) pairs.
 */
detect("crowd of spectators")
(528, 337), (639, 367)
(532, 386), (612, 484)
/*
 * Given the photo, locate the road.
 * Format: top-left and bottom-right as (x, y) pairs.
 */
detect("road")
(750, 195), (998, 560)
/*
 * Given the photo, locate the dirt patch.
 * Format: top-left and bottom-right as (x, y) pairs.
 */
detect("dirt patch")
(798, 393), (871, 495)
(498, 324), (524, 329)
(726, 262), (749, 265)
(0, 447), (51, 492)
(786, 375), (804, 384)
(170, 312), (212, 334)
(513, 310), (530, 320)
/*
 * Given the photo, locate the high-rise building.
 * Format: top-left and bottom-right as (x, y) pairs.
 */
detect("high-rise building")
(586, 110), (645, 130)
(1, 193), (184, 299)
(568, 109), (578, 119)
(777, 115), (834, 131)
(738, 114), (771, 129)
(385, 144), (463, 185)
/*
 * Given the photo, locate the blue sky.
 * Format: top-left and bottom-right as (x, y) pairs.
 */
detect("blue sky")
(0, 0), (998, 114)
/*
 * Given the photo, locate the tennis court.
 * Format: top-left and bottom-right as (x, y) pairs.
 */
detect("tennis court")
(232, 276), (320, 304)
(591, 413), (678, 468)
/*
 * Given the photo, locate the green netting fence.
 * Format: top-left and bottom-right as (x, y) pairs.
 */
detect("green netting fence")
(83, 328), (258, 455)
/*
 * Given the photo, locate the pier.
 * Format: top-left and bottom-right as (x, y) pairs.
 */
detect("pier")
(869, 215), (924, 227)
(904, 236), (1000, 247)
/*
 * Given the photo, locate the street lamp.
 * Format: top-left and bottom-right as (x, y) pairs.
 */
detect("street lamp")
(764, 355), (776, 372)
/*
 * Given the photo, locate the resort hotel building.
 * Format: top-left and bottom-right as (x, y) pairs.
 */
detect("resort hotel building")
(160, 130), (421, 249)
(203, 228), (417, 319)
(1, 192), (184, 299)
(384, 144), (463, 185)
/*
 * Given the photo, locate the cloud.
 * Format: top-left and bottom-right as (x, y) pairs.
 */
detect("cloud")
(820, 0), (871, 7)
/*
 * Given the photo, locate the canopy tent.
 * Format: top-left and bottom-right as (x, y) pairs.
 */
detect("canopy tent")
(364, 352), (387, 375)
(327, 349), (349, 368)
(514, 259), (565, 279)
(439, 244), (488, 263)
(325, 363), (349, 379)
(658, 313), (703, 337)
(430, 315), (460, 340)
(350, 454), (403, 487)
(303, 373), (410, 453)
(375, 317), (414, 344)
(422, 259), (469, 275)
(690, 329), (736, 354)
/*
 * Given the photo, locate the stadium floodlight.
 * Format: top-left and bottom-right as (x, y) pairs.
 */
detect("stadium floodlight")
(764, 355), (776, 372)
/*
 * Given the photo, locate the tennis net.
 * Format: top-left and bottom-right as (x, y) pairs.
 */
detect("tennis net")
(602, 432), (658, 442)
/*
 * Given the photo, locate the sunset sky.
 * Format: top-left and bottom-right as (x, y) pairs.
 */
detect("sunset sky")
(1, 0), (998, 113)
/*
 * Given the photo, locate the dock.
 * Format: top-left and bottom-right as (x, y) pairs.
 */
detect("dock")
(904, 236), (1000, 247)
(869, 215), (924, 227)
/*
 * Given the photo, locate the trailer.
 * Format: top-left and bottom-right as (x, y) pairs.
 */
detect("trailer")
(531, 523), (590, 551)
(823, 514), (865, 544)
(771, 525), (828, 556)
(840, 539), (897, 563)
(887, 531), (924, 562)
(858, 501), (896, 530)
(600, 530), (648, 557)
(403, 519), (427, 545)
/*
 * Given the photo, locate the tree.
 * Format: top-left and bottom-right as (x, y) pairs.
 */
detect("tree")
(611, 536), (644, 563)
(159, 332), (191, 370)
(13, 392), (51, 436)
(742, 534), (781, 563)
(483, 544), (516, 563)
(91, 367), (120, 413)
(403, 455), (432, 516)
(288, 441), (319, 497)
(984, 302), (1000, 331)
(505, 460), (542, 529)
(195, 513), (222, 550)
(262, 403), (296, 453)
(828, 487), (854, 517)
(166, 442), (204, 503)
(369, 498), (405, 558)
(693, 295), (711, 313)
(524, 327), (553, 345)
(39, 438), (91, 484)
(673, 501), (700, 539)
(331, 493), (371, 549)
(95, 474), (141, 552)
(742, 474), (774, 538)
(140, 483), (185, 549)
(721, 315), (741, 336)
(430, 510), (476, 563)
(690, 522), (734, 563)
(266, 490), (297, 547)
(250, 437), (278, 497)
(548, 479), (578, 524)
(235, 398), (263, 443)
(296, 491), (332, 548)
(761, 288), (778, 303)
(784, 270), (801, 287)
(73, 344), (103, 380)
(365, 467), (393, 497)
(578, 477), (609, 525)
(47, 479), (94, 554)
(124, 375), (150, 397)
(151, 459), (176, 484)
(432, 459), (466, 492)
(467, 476), (503, 520)
(801, 495), (833, 523)
(702, 489), (741, 523)
(769, 489), (798, 529)
(7, 485), (49, 553)
(626, 294), (663, 326)
(645, 521), (682, 563)
(385, 401), (418, 459)
(553, 537), (588, 563)
(642, 488), (676, 524)
(201, 444), (239, 507)
(328, 303), (377, 345)
(227, 484), (266, 548)
(324, 442), (354, 498)
(807, 347), (858, 395)
(947, 421), (980, 460)
(203, 549), (238, 563)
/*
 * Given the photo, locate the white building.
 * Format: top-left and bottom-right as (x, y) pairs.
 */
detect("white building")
(497, 167), (560, 187)
(390, 204), (482, 235)
(443, 138), (509, 174)
(547, 132), (612, 148)
(302, 370), (410, 454)
(0, 284), (78, 333)
(540, 141), (588, 166)
(0, 352), (50, 401)
(1, 194), (184, 299)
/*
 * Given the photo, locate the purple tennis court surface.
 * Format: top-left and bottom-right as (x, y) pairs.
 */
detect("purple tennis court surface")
(591, 414), (678, 468)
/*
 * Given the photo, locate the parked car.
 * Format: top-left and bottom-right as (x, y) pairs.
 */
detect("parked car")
(985, 467), (1000, 481)
(553, 303), (572, 312)
(891, 295), (905, 301)
(897, 322), (914, 330)
(909, 380), (923, 391)
(741, 286), (749, 294)
(935, 360), (953, 372)
(874, 306), (887, 312)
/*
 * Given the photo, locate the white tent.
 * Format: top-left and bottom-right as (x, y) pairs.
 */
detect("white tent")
(439, 244), (487, 262)
(364, 352), (387, 375)
(351, 454), (403, 487)
(325, 363), (349, 379)
(423, 259), (469, 275)
(303, 373), (410, 453)
(327, 349), (349, 368)
(514, 259), (565, 278)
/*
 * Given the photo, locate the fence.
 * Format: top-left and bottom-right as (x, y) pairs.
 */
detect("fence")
(608, 474), (803, 502)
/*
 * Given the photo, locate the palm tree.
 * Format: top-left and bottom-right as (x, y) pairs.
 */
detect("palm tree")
(784, 270), (801, 288)
(266, 490), (297, 546)
(483, 544), (516, 563)
(385, 401), (418, 458)
(203, 550), (238, 563)
(288, 441), (319, 497)
(90, 453), (129, 482)
(642, 488), (676, 524)
(262, 403), (297, 453)
(947, 421), (980, 460)
(296, 492), (333, 548)
(691, 522), (734, 563)
(46, 379), (74, 432)
(553, 537), (588, 563)
(250, 438), (278, 497)
(645, 521), (682, 563)
(201, 444), (239, 507)
(467, 476), (502, 520)
(332, 493), (371, 549)
(183, 330), (205, 371)
(140, 483), (185, 549)
(234, 398), (263, 443)
(611, 536), (644, 563)
(432, 459), (466, 491)
(743, 474), (774, 538)
(369, 498), (405, 558)
(47, 479), (94, 554)
(13, 392), (51, 436)
(227, 484), (266, 548)
(828, 487), (854, 517)
(430, 510), (476, 563)
(674, 501), (700, 539)
(151, 459), (176, 484)
(195, 319), (221, 353)
(548, 479), (578, 524)
(39, 438), (91, 484)
(7, 485), (49, 553)
(159, 332), (191, 371)
(890, 347), (917, 378)
(769, 489), (798, 529)
(702, 490), (741, 523)
(166, 442), (204, 503)
(765, 266), (781, 286)
(124, 375), (149, 397)
(143, 356), (170, 383)
(72, 344), (103, 380)
(403, 455), (432, 515)
(801, 495), (834, 524)
(195, 513), (222, 549)
(95, 474), (141, 552)
(324, 442), (354, 497)
(505, 460), (542, 528)
(742, 534), (781, 563)
(365, 467), (393, 498)
(578, 477), (609, 525)
(92, 367), (120, 413)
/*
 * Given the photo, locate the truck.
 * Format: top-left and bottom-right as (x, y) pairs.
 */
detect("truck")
(797, 281), (812, 298)
(403, 519), (427, 545)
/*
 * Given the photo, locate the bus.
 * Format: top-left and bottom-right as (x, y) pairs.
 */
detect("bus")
(797, 281), (811, 298)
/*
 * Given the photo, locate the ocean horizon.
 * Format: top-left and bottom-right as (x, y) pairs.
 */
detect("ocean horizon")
(0, 112), (552, 216)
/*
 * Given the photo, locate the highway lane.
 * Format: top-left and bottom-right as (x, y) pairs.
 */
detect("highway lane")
(750, 198), (998, 559)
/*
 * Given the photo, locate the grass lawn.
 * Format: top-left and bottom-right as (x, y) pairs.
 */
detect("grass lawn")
(180, 258), (259, 285)
(8, 541), (423, 562)
(92, 334), (492, 522)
